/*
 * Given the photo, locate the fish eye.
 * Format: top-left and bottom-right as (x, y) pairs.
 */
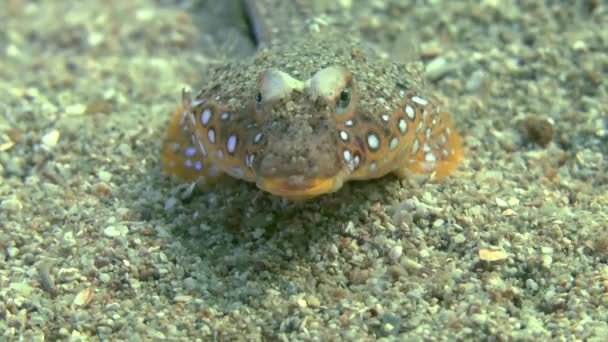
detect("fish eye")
(255, 91), (263, 112)
(336, 85), (351, 114)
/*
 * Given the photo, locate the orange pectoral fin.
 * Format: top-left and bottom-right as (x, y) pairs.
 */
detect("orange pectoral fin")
(395, 112), (463, 180)
(161, 103), (223, 184)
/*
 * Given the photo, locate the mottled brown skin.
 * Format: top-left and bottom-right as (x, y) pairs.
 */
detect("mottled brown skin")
(161, 11), (463, 200)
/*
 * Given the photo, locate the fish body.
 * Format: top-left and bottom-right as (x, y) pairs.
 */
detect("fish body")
(161, 27), (463, 200)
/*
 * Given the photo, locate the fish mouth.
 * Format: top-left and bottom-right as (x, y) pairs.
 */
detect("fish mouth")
(256, 175), (344, 201)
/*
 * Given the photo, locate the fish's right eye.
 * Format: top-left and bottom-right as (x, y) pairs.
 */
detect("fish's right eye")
(255, 92), (263, 111)
(336, 84), (352, 114)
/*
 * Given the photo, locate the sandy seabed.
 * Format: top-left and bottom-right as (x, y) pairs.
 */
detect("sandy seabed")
(1, 1), (607, 340)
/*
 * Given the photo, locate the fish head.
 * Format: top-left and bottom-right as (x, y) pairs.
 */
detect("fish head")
(249, 65), (358, 200)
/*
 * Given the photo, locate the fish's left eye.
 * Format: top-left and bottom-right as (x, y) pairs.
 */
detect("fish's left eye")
(336, 85), (351, 114)
(255, 91), (263, 112)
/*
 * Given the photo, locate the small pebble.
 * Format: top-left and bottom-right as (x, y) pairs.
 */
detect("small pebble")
(425, 56), (456, 81)
(495, 198), (508, 207)
(526, 279), (539, 291)
(7, 246), (19, 258)
(453, 233), (466, 244)
(307, 295), (320, 308)
(93, 182), (112, 197)
(97, 170), (113, 182)
(88, 32), (104, 46)
(403, 258), (423, 272)
(571, 40), (587, 51)
(39, 262), (57, 295)
(502, 209), (517, 216)
(1, 198), (22, 212)
(118, 143), (132, 157)
(22, 253), (36, 265)
(349, 270), (369, 284)
(508, 197), (520, 206)
(520, 115), (553, 146)
(85, 99), (113, 115)
(57, 267), (81, 282)
(296, 298), (307, 309)
(98, 273), (111, 283)
(135, 8), (156, 21)
(479, 248), (509, 262)
(328, 243), (339, 257)
(72, 288), (94, 308)
(174, 295), (193, 304)
(472, 313), (487, 325)
(6, 44), (21, 58)
(594, 118), (607, 137)
(419, 249), (430, 259)
(164, 197), (178, 211)
(388, 245), (403, 264)
(65, 103), (86, 115)
(465, 69), (485, 92)
(382, 323), (395, 335)
(104, 225), (129, 238)
(541, 255), (553, 268)
(0, 132), (16, 152)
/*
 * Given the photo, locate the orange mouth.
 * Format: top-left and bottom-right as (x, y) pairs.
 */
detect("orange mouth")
(256, 175), (343, 201)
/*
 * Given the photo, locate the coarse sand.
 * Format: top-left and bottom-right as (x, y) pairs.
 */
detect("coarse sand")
(1, 0), (607, 340)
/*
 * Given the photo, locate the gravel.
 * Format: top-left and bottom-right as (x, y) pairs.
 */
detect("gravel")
(1, 0), (607, 340)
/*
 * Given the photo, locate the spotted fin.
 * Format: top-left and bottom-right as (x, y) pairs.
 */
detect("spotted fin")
(393, 93), (463, 179)
(337, 105), (417, 180)
(161, 91), (224, 184)
(335, 88), (452, 180)
(185, 92), (265, 183)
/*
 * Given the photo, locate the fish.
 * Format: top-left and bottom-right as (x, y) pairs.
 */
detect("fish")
(160, 5), (463, 201)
